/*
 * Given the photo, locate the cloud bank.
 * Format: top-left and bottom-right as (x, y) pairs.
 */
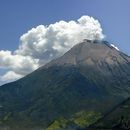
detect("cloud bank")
(0, 16), (105, 83)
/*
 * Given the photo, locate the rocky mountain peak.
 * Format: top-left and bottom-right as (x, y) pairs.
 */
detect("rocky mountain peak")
(44, 39), (130, 68)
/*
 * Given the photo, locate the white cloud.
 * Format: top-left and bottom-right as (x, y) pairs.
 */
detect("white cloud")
(0, 71), (22, 81)
(0, 50), (39, 75)
(110, 44), (119, 51)
(0, 15), (105, 83)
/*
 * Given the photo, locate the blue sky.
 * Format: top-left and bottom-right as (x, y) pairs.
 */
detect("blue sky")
(0, 0), (130, 85)
(0, 0), (130, 54)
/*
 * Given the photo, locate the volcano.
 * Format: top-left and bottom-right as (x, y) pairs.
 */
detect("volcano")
(0, 39), (130, 130)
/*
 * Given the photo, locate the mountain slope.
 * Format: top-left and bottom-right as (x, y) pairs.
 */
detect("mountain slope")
(90, 97), (130, 129)
(0, 39), (130, 130)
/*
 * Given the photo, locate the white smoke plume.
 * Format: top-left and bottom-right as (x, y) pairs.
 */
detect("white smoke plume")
(0, 16), (105, 83)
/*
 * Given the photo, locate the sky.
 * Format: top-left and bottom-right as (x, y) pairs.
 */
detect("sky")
(0, 0), (130, 85)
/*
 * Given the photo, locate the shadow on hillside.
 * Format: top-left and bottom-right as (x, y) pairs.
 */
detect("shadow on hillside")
(87, 116), (130, 130)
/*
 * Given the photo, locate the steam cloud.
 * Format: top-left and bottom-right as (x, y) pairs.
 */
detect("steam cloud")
(0, 16), (105, 83)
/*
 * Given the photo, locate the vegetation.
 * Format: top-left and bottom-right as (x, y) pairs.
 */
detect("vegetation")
(3, 112), (12, 122)
(72, 111), (101, 128)
(46, 118), (68, 130)
(46, 111), (101, 130)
